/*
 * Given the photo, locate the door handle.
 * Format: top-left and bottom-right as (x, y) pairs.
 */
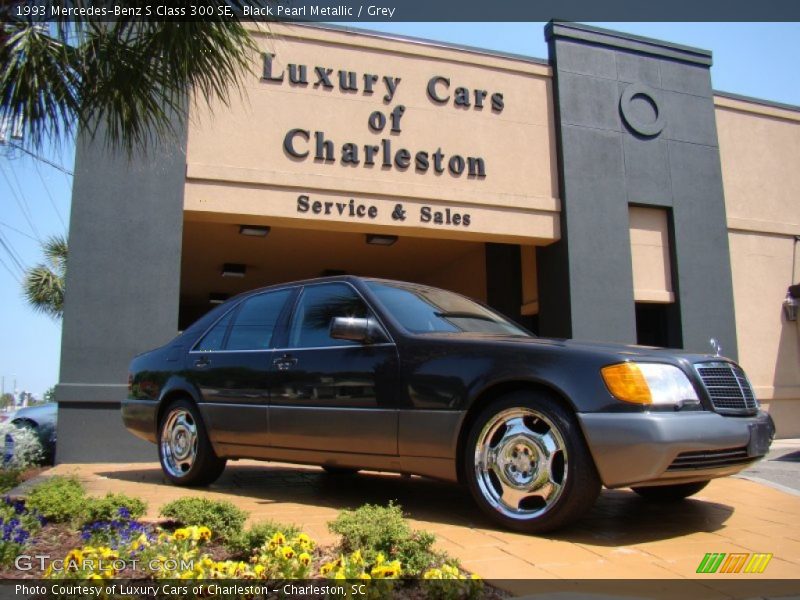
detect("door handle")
(273, 354), (298, 371)
(194, 356), (211, 368)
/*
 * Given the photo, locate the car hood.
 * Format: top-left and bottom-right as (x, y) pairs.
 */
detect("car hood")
(417, 333), (726, 364)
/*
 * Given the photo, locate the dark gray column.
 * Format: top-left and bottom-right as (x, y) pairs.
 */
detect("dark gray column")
(56, 122), (187, 462)
(541, 22), (737, 358)
(485, 243), (522, 320)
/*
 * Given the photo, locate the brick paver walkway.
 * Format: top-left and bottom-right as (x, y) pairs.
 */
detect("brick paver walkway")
(14, 461), (800, 585)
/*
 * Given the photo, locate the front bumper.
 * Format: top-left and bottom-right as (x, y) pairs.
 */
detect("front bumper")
(578, 410), (775, 488)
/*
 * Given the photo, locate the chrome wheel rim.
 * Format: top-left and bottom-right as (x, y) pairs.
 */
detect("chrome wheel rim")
(474, 408), (568, 520)
(160, 408), (198, 478)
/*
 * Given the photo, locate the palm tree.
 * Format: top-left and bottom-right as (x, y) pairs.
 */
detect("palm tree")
(23, 235), (67, 319)
(0, 8), (257, 153)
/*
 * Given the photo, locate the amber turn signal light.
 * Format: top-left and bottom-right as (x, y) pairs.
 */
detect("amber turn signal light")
(601, 363), (652, 404)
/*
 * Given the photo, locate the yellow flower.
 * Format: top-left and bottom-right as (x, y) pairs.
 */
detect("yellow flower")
(442, 564), (460, 577)
(374, 552), (386, 565)
(100, 547), (118, 561)
(173, 528), (190, 541)
(271, 532), (286, 545)
(320, 563), (334, 576)
(470, 573), (481, 580)
(64, 549), (83, 571)
(359, 572), (371, 580)
(88, 574), (103, 580)
(296, 533), (313, 549)
(371, 560), (402, 579)
(351, 549), (364, 565)
(130, 533), (149, 551)
(423, 568), (442, 579)
(299, 552), (311, 566)
(197, 526), (212, 541)
(334, 569), (346, 580)
(280, 546), (295, 560)
(254, 564), (266, 577)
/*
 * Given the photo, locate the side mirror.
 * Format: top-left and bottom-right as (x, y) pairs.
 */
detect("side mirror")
(330, 317), (386, 344)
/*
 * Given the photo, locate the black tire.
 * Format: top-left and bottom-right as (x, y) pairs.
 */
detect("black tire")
(322, 466), (360, 476)
(464, 391), (600, 533)
(158, 398), (226, 486)
(632, 480), (709, 501)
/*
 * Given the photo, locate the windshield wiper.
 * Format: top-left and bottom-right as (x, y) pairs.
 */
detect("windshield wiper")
(434, 311), (496, 322)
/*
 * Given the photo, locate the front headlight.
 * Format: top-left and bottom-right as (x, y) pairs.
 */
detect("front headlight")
(601, 362), (700, 406)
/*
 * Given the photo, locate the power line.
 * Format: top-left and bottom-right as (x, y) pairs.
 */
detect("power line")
(2, 141), (73, 176)
(0, 220), (38, 242)
(0, 233), (26, 274)
(0, 253), (21, 283)
(0, 161), (42, 242)
(34, 160), (66, 229)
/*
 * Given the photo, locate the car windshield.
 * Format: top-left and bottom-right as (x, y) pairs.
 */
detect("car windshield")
(366, 281), (532, 336)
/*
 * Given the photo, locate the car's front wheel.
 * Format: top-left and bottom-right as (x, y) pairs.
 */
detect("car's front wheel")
(632, 480), (709, 501)
(158, 399), (226, 486)
(464, 392), (600, 533)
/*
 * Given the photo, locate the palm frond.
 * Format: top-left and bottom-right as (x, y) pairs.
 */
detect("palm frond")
(22, 235), (68, 319)
(0, 20), (81, 152)
(23, 265), (65, 319)
(1, 14), (256, 154)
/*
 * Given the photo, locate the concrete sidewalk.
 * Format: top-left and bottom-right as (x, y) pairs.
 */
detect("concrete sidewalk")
(13, 460), (800, 584)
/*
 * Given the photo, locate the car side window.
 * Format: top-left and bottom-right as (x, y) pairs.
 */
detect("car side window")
(288, 283), (371, 348)
(226, 289), (292, 351)
(195, 309), (235, 352)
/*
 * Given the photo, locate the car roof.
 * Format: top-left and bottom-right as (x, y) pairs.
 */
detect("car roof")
(234, 275), (421, 299)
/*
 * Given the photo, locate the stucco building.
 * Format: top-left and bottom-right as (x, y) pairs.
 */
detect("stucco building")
(56, 22), (800, 461)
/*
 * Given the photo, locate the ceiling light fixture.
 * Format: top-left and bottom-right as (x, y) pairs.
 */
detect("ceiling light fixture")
(221, 263), (246, 278)
(209, 293), (229, 305)
(784, 284), (800, 322)
(239, 225), (271, 237)
(366, 234), (398, 246)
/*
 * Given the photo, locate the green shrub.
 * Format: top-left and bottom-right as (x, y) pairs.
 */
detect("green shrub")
(226, 520), (301, 557)
(82, 493), (147, 525)
(159, 497), (247, 541)
(328, 502), (443, 576)
(0, 469), (22, 494)
(25, 476), (85, 523)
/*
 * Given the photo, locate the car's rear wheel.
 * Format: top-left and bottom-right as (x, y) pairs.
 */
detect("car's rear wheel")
(322, 466), (360, 476)
(632, 480), (709, 501)
(464, 392), (600, 533)
(158, 399), (226, 486)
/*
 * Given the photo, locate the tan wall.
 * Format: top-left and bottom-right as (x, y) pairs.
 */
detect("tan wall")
(184, 24), (559, 245)
(716, 95), (800, 437)
(629, 206), (673, 303)
(417, 246), (487, 302)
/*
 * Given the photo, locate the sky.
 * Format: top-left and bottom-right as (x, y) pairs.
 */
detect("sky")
(0, 22), (798, 400)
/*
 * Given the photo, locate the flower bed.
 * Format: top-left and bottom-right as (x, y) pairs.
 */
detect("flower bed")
(0, 478), (499, 599)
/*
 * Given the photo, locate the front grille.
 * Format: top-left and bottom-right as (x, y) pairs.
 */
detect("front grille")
(667, 447), (755, 471)
(695, 361), (758, 415)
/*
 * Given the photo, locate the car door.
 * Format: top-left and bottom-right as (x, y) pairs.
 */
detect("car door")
(188, 288), (294, 449)
(268, 281), (400, 455)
